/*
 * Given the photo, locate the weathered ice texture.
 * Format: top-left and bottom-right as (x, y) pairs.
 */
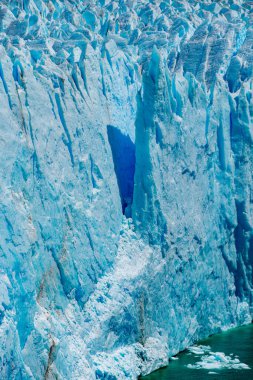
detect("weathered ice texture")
(0, 1), (252, 379)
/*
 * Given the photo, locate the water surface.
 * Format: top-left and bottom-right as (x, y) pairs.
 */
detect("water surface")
(141, 324), (253, 380)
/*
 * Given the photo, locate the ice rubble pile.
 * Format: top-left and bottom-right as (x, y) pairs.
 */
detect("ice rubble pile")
(187, 344), (250, 371)
(0, 0), (252, 379)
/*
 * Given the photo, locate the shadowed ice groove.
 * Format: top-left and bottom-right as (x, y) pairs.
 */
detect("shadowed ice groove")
(107, 125), (135, 217)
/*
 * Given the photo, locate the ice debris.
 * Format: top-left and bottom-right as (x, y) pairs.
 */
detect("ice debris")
(187, 346), (250, 371)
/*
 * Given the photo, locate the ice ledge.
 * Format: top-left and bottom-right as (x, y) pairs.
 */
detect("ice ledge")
(93, 337), (168, 380)
(82, 217), (252, 379)
(92, 319), (253, 380)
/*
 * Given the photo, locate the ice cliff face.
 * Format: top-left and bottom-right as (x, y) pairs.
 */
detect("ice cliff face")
(0, 0), (252, 379)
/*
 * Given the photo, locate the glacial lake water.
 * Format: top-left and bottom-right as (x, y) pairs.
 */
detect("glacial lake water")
(141, 324), (253, 380)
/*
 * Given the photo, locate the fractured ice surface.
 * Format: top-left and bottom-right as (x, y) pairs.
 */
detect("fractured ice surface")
(0, 0), (252, 379)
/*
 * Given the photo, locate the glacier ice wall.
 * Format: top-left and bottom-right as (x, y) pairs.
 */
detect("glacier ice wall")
(0, 1), (252, 379)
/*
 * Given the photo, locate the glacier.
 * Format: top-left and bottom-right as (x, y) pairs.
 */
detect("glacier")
(0, 0), (252, 379)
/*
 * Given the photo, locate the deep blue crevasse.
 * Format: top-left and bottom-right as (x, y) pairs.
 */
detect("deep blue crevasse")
(107, 125), (135, 217)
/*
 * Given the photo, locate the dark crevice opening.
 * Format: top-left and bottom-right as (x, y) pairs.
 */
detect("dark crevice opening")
(107, 125), (135, 217)
(233, 201), (253, 301)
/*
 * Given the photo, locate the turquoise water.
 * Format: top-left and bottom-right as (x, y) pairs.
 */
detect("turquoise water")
(141, 324), (253, 380)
